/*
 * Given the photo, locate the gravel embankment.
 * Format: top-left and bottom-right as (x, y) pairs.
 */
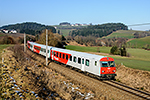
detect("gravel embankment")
(1, 46), (146, 99)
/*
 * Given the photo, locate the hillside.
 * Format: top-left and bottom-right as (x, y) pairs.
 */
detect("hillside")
(0, 22), (56, 35)
(127, 36), (150, 49)
(71, 23), (128, 38)
(104, 30), (146, 39)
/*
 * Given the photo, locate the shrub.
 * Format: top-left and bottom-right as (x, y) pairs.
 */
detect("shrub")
(110, 46), (120, 55)
(120, 46), (127, 56)
(0, 36), (15, 44)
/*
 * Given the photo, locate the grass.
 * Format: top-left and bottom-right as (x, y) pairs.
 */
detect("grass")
(103, 30), (144, 39)
(105, 32), (134, 39)
(0, 44), (13, 59)
(66, 45), (111, 53)
(127, 36), (150, 49)
(66, 45), (150, 71)
(0, 33), (5, 37)
(56, 29), (72, 36)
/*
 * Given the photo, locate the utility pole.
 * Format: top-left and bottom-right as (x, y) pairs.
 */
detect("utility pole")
(46, 29), (48, 66)
(24, 33), (26, 52)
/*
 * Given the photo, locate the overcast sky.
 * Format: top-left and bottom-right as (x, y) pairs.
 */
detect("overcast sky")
(0, 0), (150, 30)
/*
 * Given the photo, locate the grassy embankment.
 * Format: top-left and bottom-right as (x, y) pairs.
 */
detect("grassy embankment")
(0, 45), (12, 60)
(127, 36), (150, 49)
(66, 45), (150, 71)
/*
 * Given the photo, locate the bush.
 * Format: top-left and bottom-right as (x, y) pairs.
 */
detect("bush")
(120, 46), (127, 56)
(110, 46), (120, 55)
(0, 36), (15, 44)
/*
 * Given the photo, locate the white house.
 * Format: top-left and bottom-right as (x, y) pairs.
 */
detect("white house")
(10, 30), (17, 33)
(3, 29), (9, 33)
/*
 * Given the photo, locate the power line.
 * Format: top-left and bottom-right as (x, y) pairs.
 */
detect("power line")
(128, 23), (150, 26)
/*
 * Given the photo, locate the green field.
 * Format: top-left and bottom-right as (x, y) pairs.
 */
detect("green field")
(54, 25), (87, 36)
(0, 33), (5, 37)
(66, 45), (150, 71)
(104, 30), (144, 39)
(127, 36), (150, 49)
(56, 29), (72, 36)
(66, 45), (111, 53)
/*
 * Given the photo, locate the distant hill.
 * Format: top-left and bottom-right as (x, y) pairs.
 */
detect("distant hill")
(127, 36), (150, 49)
(71, 23), (128, 38)
(0, 22), (56, 35)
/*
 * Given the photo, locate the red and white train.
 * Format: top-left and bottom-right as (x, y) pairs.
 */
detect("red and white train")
(27, 41), (116, 79)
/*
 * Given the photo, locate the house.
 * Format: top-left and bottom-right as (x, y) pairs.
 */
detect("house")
(3, 29), (9, 33)
(10, 30), (17, 33)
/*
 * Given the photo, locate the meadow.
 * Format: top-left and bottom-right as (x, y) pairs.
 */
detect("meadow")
(103, 30), (141, 39)
(127, 36), (150, 49)
(56, 29), (72, 36)
(66, 45), (150, 71)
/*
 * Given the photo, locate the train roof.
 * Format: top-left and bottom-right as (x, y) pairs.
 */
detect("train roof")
(52, 47), (105, 60)
(28, 41), (106, 60)
(28, 41), (52, 49)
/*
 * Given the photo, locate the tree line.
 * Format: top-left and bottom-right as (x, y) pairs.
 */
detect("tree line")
(0, 22), (56, 35)
(71, 23), (128, 37)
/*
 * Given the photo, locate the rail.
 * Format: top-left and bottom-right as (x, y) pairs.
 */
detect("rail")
(102, 80), (150, 100)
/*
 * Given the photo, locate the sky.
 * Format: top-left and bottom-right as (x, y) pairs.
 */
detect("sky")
(0, 0), (150, 30)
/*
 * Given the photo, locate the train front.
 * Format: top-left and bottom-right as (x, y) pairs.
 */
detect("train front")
(100, 57), (116, 79)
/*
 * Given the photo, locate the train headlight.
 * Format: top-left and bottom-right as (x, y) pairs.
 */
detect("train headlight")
(113, 70), (115, 72)
(102, 71), (105, 73)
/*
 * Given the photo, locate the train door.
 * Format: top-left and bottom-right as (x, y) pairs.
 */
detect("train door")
(93, 60), (99, 76)
(81, 57), (85, 71)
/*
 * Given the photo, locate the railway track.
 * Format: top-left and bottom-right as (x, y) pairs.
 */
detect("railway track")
(102, 80), (150, 100)
(27, 49), (150, 99)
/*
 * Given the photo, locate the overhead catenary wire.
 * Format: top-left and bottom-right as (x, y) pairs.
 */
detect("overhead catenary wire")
(127, 23), (150, 26)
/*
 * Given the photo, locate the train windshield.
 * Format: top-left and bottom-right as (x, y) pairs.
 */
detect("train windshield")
(101, 61), (115, 67)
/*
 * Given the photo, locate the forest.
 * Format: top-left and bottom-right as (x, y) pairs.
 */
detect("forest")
(71, 23), (128, 37)
(0, 22), (56, 35)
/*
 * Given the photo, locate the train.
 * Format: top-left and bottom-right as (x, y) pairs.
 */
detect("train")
(27, 41), (116, 79)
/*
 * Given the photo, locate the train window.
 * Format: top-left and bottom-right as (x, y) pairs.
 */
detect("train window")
(44, 49), (46, 53)
(52, 51), (53, 55)
(95, 61), (97, 66)
(34, 46), (40, 50)
(66, 55), (68, 60)
(70, 56), (72, 61)
(101, 61), (115, 67)
(59, 53), (61, 58)
(101, 62), (108, 67)
(78, 57), (81, 64)
(63, 54), (65, 59)
(73, 56), (76, 62)
(56, 52), (58, 57)
(85, 59), (89, 66)
(41, 48), (43, 52)
(82, 59), (84, 64)
(48, 50), (49, 53)
(108, 61), (115, 67)
(54, 52), (56, 56)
